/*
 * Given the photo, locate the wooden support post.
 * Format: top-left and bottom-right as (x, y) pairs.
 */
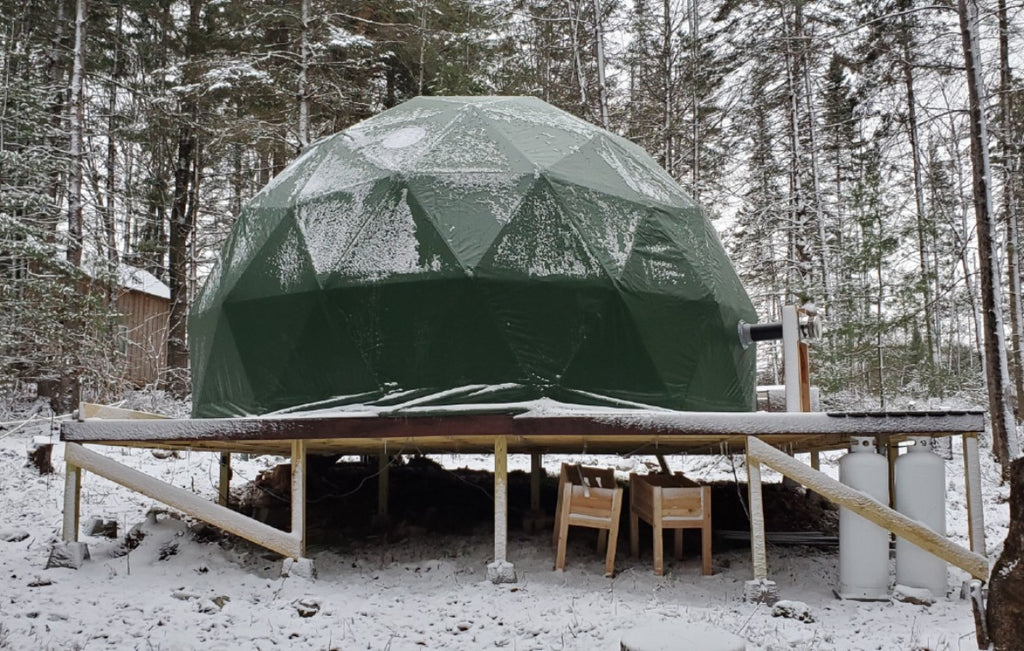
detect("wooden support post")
(963, 433), (986, 555)
(494, 436), (508, 563)
(798, 341), (812, 412)
(378, 450), (390, 517)
(883, 435), (898, 508)
(530, 452), (542, 512)
(487, 436), (516, 583)
(291, 440), (307, 558)
(62, 461), (82, 542)
(809, 451), (820, 471)
(746, 456), (767, 581)
(782, 305), (801, 413)
(218, 452), (231, 507)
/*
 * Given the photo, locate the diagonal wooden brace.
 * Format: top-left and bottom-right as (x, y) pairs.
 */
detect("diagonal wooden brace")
(64, 442), (305, 559)
(746, 436), (988, 581)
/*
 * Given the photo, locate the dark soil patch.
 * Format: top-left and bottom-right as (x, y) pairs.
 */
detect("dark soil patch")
(239, 456), (837, 548)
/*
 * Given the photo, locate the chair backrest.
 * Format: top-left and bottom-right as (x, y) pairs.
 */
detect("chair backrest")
(560, 463), (615, 490)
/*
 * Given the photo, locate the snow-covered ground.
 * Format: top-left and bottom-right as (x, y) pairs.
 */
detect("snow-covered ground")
(0, 399), (1011, 650)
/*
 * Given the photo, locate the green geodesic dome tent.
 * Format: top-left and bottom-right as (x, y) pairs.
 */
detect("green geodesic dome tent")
(189, 96), (757, 417)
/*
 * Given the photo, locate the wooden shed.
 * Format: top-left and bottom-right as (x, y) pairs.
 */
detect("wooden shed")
(115, 265), (169, 386)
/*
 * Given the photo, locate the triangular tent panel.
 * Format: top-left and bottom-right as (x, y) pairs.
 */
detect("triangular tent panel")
(190, 96), (758, 417)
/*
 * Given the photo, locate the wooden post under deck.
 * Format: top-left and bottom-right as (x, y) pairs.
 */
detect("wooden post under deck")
(218, 452), (231, 507)
(291, 440), (307, 558)
(746, 456), (767, 581)
(494, 436), (508, 564)
(378, 450), (390, 517)
(530, 452), (542, 512)
(62, 461), (82, 542)
(963, 432), (986, 554)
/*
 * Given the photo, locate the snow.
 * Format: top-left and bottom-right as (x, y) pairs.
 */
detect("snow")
(0, 394), (1012, 650)
(382, 125), (427, 150)
(118, 264), (171, 300)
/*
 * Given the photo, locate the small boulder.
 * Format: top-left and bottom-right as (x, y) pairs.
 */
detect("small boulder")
(294, 598), (320, 618)
(771, 600), (815, 623)
(893, 584), (936, 606)
(0, 529), (29, 543)
(83, 517), (118, 539)
(28, 437), (53, 474)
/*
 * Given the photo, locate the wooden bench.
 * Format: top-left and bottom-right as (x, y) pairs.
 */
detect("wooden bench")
(553, 463), (623, 576)
(629, 472), (712, 576)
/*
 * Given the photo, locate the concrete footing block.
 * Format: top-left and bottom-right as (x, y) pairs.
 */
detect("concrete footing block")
(46, 541), (90, 569)
(487, 560), (517, 584)
(744, 578), (779, 605)
(281, 557), (317, 580)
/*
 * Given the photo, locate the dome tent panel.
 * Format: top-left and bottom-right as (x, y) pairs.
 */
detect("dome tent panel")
(246, 144), (331, 211)
(190, 96), (757, 417)
(547, 135), (692, 210)
(190, 314), (257, 418)
(551, 290), (668, 404)
(407, 104), (536, 174)
(478, 177), (605, 279)
(545, 181), (652, 278)
(324, 280), (523, 391)
(619, 211), (713, 301)
(220, 292), (378, 415)
(225, 217), (320, 304)
(202, 205), (293, 307)
(403, 173), (536, 268)
(294, 142), (389, 203)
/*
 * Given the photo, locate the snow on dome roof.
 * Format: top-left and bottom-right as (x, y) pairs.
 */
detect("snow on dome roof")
(189, 96), (757, 418)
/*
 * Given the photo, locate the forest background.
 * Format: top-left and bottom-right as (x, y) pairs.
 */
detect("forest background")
(3, 0), (1023, 467)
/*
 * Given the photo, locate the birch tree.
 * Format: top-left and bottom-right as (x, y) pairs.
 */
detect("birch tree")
(958, 0), (1019, 474)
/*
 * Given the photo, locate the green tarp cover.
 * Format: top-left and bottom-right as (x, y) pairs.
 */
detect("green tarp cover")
(190, 96), (757, 417)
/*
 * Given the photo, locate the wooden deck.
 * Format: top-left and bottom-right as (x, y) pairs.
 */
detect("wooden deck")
(62, 408), (986, 456)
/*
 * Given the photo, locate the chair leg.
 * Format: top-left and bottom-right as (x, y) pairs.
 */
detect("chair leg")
(604, 525), (619, 577)
(653, 523), (664, 576)
(597, 530), (608, 554)
(630, 512), (639, 558)
(701, 523), (712, 576)
(674, 529), (683, 560)
(552, 487), (563, 548)
(554, 485), (571, 570)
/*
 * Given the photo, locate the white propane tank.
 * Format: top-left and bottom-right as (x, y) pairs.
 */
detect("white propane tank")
(895, 436), (947, 599)
(838, 436), (891, 600)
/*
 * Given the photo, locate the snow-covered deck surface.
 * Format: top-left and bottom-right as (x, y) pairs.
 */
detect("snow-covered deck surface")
(62, 399), (986, 456)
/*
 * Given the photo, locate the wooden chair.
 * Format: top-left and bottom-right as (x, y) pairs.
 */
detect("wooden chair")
(552, 463), (623, 576)
(629, 472), (712, 576)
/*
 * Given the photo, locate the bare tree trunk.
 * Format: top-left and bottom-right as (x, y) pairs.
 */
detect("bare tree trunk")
(662, 0), (672, 176)
(103, 4), (123, 292)
(297, 0), (310, 150)
(417, 0), (426, 96)
(987, 456), (1024, 648)
(592, 0), (610, 129)
(45, 0), (68, 237)
(801, 51), (830, 309)
(689, 0), (699, 200)
(569, 0), (588, 112)
(899, 7), (939, 382)
(782, 3), (810, 299)
(164, 0), (202, 397)
(998, 0), (1024, 418)
(65, 0), (86, 268)
(958, 0), (1019, 475)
